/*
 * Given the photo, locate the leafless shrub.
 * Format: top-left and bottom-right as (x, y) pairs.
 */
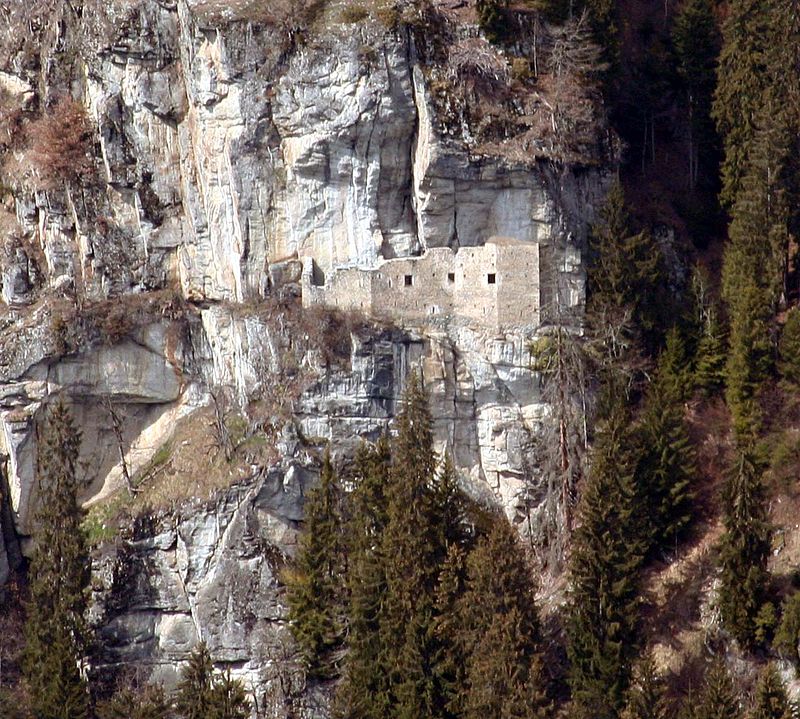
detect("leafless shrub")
(300, 305), (369, 367)
(47, 289), (188, 357)
(25, 97), (94, 190)
(341, 3), (369, 23)
(209, 388), (235, 462)
(448, 37), (509, 85)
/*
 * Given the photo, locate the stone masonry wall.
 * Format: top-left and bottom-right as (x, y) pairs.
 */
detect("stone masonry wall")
(301, 240), (540, 330)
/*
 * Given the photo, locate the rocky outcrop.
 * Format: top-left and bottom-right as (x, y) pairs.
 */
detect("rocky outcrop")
(0, 0), (609, 713)
(91, 458), (323, 716)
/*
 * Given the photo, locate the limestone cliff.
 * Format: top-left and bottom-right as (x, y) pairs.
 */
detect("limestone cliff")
(0, 0), (609, 711)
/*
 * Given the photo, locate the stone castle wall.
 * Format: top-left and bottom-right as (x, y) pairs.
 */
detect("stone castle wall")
(301, 240), (540, 330)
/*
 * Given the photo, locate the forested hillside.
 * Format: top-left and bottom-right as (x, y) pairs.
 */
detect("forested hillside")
(287, 0), (800, 716)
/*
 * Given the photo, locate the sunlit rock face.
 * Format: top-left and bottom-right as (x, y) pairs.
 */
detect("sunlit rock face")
(0, 0), (608, 713)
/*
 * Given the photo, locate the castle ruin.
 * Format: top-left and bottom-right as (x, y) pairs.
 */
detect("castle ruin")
(301, 238), (541, 330)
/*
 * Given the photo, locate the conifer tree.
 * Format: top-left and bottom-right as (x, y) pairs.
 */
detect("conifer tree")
(652, 326), (694, 403)
(694, 660), (741, 719)
(751, 663), (790, 719)
(435, 454), (470, 551)
(0, 687), (27, 719)
(208, 670), (250, 719)
(718, 449), (771, 648)
(458, 515), (550, 719)
(695, 305), (727, 397)
(774, 590), (800, 668)
(175, 643), (215, 719)
(566, 401), (646, 719)
(637, 331), (696, 554)
(712, 0), (775, 208)
(379, 372), (443, 719)
(530, 319), (590, 545)
(724, 284), (771, 441)
(285, 449), (345, 679)
(721, 99), (793, 442)
(476, 0), (506, 42)
(779, 308), (800, 391)
(337, 438), (392, 719)
(588, 182), (664, 365)
(687, 265), (727, 397)
(23, 400), (90, 719)
(432, 544), (468, 719)
(621, 656), (671, 719)
(174, 644), (250, 719)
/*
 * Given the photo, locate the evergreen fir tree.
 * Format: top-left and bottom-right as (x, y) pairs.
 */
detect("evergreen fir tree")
(774, 590), (800, 667)
(566, 401), (646, 719)
(715, 0), (797, 442)
(768, 3), (800, 264)
(751, 663), (790, 719)
(434, 454), (470, 551)
(476, 0), (506, 42)
(173, 645), (250, 719)
(718, 449), (771, 648)
(621, 656), (671, 719)
(779, 308), (800, 391)
(337, 438), (392, 719)
(284, 449), (345, 679)
(652, 326), (694, 403)
(712, 0), (775, 208)
(432, 544), (468, 719)
(694, 660), (741, 719)
(695, 305), (727, 397)
(687, 264), (727, 397)
(23, 400), (90, 719)
(0, 687), (27, 719)
(588, 181), (664, 364)
(427, 454), (476, 719)
(582, 0), (618, 73)
(637, 333), (696, 554)
(380, 372), (443, 719)
(208, 670), (250, 719)
(533, 0), (618, 53)
(175, 643), (215, 719)
(459, 515), (550, 719)
(724, 279), (772, 441)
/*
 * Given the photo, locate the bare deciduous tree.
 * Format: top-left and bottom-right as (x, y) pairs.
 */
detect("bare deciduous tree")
(101, 396), (136, 496)
(547, 10), (606, 144)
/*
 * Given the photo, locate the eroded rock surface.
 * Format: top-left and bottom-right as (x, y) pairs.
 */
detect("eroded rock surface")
(0, 1), (608, 714)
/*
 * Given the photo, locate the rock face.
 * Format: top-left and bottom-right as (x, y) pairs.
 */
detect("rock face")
(91, 459), (324, 717)
(0, 0), (608, 714)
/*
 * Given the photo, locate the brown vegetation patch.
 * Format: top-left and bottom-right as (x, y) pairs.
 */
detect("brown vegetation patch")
(685, 396), (733, 521)
(0, 576), (32, 710)
(83, 402), (281, 546)
(47, 289), (191, 356)
(416, 5), (609, 165)
(25, 97), (94, 190)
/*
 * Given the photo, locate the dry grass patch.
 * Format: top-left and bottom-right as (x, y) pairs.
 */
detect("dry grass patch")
(83, 403), (280, 546)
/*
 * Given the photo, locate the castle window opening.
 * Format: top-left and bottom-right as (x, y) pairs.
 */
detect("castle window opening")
(487, 273), (496, 284)
(404, 274), (413, 287)
(448, 272), (455, 283)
